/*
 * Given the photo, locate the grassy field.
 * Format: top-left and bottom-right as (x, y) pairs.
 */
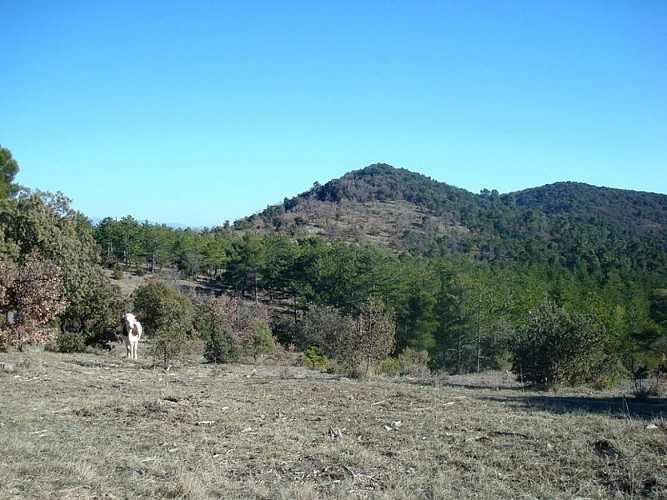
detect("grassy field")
(1, 348), (666, 499)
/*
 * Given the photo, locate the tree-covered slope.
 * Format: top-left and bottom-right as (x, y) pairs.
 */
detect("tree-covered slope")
(90, 163), (667, 377)
(240, 164), (667, 276)
(509, 181), (667, 237)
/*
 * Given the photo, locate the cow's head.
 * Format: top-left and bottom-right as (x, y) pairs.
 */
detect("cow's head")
(121, 313), (138, 335)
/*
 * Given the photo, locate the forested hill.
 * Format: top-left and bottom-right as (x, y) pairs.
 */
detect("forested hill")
(511, 181), (667, 237)
(243, 163), (667, 274)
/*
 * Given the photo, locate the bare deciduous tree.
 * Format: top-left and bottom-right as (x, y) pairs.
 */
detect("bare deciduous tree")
(337, 297), (396, 375)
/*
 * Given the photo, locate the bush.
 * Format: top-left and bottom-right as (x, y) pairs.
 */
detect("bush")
(132, 280), (195, 368)
(250, 322), (276, 359)
(378, 349), (431, 377)
(57, 332), (87, 353)
(303, 346), (329, 370)
(112, 265), (124, 280)
(397, 348), (431, 377)
(0, 254), (67, 350)
(199, 296), (274, 364)
(335, 298), (396, 376)
(205, 326), (241, 364)
(511, 297), (610, 389)
(633, 375), (663, 400)
(296, 304), (349, 357)
(378, 357), (401, 376)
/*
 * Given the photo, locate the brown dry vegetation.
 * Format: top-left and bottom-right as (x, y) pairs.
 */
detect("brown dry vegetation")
(1, 348), (666, 499)
(258, 199), (467, 250)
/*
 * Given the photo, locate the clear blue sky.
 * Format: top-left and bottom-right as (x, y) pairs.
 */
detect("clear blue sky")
(2, 1), (665, 228)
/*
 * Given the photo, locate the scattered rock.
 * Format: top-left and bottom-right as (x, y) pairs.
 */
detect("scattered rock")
(328, 427), (343, 440)
(0, 362), (15, 373)
(592, 439), (620, 459)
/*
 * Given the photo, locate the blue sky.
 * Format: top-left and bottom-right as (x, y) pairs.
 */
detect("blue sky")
(1, 1), (665, 228)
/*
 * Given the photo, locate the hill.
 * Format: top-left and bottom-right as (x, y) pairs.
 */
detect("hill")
(86, 164), (667, 376)
(239, 164), (667, 273)
(510, 181), (667, 237)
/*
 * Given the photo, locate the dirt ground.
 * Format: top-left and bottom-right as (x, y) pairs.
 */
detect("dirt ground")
(1, 348), (666, 499)
(105, 268), (224, 299)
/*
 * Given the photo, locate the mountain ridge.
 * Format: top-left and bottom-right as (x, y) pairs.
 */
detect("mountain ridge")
(235, 164), (666, 273)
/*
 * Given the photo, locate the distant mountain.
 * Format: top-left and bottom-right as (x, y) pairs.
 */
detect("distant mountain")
(509, 182), (667, 237)
(237, 163), (667, 274)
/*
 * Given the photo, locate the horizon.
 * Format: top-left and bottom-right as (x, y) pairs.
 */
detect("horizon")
(87, 163), (667, 230)
(2, 1), (665, 227)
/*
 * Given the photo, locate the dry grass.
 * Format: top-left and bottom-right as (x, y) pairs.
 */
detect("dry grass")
(1, 348), (666, 499)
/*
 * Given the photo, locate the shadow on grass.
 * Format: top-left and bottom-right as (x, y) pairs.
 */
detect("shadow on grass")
(438, 381), (523, 391)
(491, 394), (667, 420)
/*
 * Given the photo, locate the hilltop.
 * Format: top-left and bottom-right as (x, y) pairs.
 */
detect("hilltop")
(237, 164), (667, 271)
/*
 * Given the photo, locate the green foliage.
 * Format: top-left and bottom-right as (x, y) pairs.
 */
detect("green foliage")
(649, 288), (667, 331)
(295, 304), (349, 356)
(224, 232), (266, 300)
(404, 291), (438, 352)
(613, 297), (666, 397)
(378, 348), (430, 377)
(241, 307), (276, 359)
(204, 324), (241, 364)
(0, 190), (118, 338)
(56, 332), (87, 353)
(199, 295), (273, 364)
(0, 145), (20, 200)
(397, 348), (431, 377)
(83, 164), (667, 384)
(132, 280), (195, 368)
(303, 346), (329, 370)
(59, 264), (124, 338)
(112, 265), (124, 280)
(511, 297), (611, 389)
(378, 357), (401, 376)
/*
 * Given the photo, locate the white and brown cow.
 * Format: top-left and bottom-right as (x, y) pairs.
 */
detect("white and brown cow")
(120, 313), (143, 359)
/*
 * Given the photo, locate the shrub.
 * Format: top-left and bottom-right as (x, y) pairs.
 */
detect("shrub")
(511, 297), (610, 389)
(378, 357), (401, 376)
(398, 348), (431, 377)
(132, 280), (195, 368)
(199, 295), (274, 364)
(378, 349), (431, 377)
(57, 332), (87, 353)
(237, 303), (275, 360)
(112, 265), (124, 280)
(254, 324), (276, 358)
(336, 298), (396, 376)
(303, 346), (329, 370)
(296, 304), (349, 357)
(0, 254), (67, 350)
(205, 326), (241, 364)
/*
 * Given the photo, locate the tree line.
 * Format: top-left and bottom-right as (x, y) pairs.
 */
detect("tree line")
(92, 214), (667, 387)
(1, 146), (666, 389)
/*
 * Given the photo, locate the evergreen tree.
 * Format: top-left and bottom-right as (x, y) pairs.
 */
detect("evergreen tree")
(0, 145), (20, 200)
